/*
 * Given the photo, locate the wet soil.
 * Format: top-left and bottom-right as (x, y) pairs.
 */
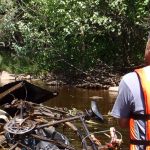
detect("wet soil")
(43, 61), (123, 89)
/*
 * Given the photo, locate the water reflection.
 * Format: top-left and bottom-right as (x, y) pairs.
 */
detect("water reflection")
(44, 86), (117, 115)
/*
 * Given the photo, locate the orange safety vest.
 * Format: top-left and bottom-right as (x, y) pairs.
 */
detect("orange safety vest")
(130, 66), (150, 150)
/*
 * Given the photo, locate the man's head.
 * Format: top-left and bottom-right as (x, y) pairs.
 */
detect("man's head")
(144, 33), (150, 65)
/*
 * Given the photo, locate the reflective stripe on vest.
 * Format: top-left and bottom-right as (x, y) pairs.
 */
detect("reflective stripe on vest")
(131, 66), (150, 149)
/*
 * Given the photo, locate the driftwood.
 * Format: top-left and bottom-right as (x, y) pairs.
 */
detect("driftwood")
(0, 82), (24, 100)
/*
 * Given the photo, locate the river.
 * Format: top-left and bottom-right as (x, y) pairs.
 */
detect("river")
(0, 80), (129, 149)
(33, 80), (129, 149)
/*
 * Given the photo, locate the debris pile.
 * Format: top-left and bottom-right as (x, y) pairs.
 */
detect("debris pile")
(76, 60), (122, 89)
(0, 81), (122, 150)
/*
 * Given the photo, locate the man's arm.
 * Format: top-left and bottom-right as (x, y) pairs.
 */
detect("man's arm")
(111, 78), (133, 127)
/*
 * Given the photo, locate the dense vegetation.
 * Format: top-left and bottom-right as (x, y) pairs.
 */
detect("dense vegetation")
(0, 0), (150, 80)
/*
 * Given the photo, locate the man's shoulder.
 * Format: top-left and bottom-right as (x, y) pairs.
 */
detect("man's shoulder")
(122, 72), (138, 82)
(120, 72), (140, 95)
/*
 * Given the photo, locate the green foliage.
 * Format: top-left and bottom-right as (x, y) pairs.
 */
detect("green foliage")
(0, 0), (150, 75)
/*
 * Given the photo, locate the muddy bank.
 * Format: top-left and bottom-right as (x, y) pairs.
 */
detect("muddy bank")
(44, 62), (143, 89)
(43, 61), (123, 90)
(0, 61), (125, 90)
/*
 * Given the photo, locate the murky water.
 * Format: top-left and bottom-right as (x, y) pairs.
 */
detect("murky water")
(33, 81), (129, 149)
(0, 80), (129, 149)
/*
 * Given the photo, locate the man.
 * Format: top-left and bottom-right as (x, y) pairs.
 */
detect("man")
(111, 35), (150, 150)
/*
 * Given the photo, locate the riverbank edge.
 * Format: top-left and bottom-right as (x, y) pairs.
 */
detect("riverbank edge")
(0, 71), (120, 91)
